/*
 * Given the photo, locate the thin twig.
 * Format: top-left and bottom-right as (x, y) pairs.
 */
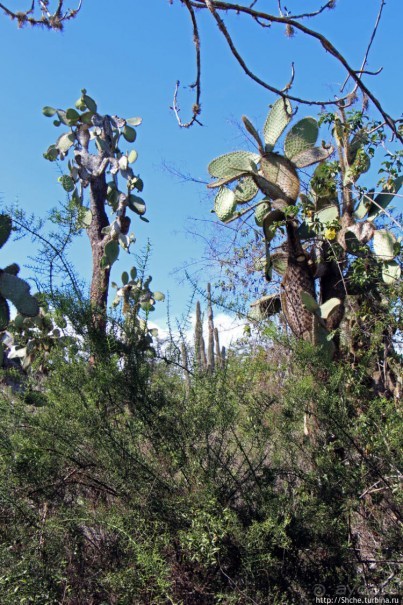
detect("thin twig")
(172, 0), (203, 128)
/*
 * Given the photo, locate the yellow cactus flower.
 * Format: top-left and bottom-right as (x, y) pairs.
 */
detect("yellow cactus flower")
(324, 227), (337, 241)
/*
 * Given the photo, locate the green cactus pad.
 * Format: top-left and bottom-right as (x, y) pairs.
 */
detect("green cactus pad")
(260, 153), (300, 201)
(43, 106), (57, 117)
(271, 252), (288, 276)
(104, 240), (120, 267)
(373, 229), (397, 261)
(354, 190), (374, 219)
(367, 176), (403, 221)
(208, 151), (259, 179)
(263, 98), (292, 151)
(234, 176), (259, 203)
(382, 260), (401, 285)
(319, 298), (342, 320)
(128, 195), (146, 215)
(0, 214), (12, 249)
(154, 291), (165, 301)
(284, 118), (318, 160)
(214, 187), (237, 222)
(242, 115), (263, 151)
(123, 125), (136, 143)
(0, 295), (10, 330)
(59, 175), (75, 192)
(250, 293), (281, 319)
(301, 291), (319, 314)
(254, 202), (271, 226)
(207, 174), (246, 189)
(56, 132), (75, 153)
(0, 273), (39, 317)
(312, 316), (335, 359)
(315, 203), (339, 225)
(252, 174), (285, 200)
(347, 129), (368, 164)
(292, 145), (333, 168)
(3, 263), (20, 275)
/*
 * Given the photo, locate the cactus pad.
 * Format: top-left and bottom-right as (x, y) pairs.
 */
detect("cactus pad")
(234, 176), (259, 203)
(263, 98), (292, 151)
(367, 176), (403, 221)
(0, 294), (10, 330)
(260, 153), (300, 201)
(0, 214), (12, 249)
(373, 229), (397, 261)
(254, 202), (271, 226)
(208, 151), (259, 179)
(242, 115), (263, 151)
(382, 260), (401, 285)
(292, 145), (333, 168)
(0, 273), (39, 317)
(214, 187), (237, 222)
(284, 118), (318, 161)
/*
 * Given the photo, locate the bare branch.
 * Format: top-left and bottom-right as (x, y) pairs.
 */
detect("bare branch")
(182, 1), (401, 141)
(172, 0), (203, 128)
(341, 0), (386, 92)
(0, 0), (82, 29)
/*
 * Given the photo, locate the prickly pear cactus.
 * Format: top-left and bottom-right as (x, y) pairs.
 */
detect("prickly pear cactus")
(0, 214), (39, 335)
(43, 90), (147, 332)
(110, 266), (165, 355)
(208, 99), (402, 358)
(208, 98), (334, 348)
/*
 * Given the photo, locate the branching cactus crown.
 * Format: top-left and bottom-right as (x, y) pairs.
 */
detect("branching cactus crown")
(208, 99), (402, 357)
(43, 89), (145, 268)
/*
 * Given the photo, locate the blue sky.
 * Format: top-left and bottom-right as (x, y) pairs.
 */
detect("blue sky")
(0, 0), (401, 324)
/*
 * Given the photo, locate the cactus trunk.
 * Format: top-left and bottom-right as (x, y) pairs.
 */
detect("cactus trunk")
(281, 223), (316, 341)
(89, 174), (110, 334)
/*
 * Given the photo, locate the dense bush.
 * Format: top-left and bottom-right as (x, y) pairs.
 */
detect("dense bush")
(0, 298), (401, 604)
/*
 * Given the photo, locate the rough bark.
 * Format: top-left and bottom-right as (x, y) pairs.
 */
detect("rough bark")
(88, 174), (110, 333)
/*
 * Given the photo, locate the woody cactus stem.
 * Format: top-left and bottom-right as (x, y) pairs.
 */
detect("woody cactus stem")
(89, 172), (110, 332)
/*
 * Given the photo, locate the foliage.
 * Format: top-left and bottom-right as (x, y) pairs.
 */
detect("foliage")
(0, 289), (401, 603)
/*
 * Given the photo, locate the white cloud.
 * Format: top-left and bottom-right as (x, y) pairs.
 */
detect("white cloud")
(149, 312), (246, 350)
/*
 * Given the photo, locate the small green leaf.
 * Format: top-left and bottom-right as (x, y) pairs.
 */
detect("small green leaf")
(121, 271), (129, 285)
(130, 267), (137, 280)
